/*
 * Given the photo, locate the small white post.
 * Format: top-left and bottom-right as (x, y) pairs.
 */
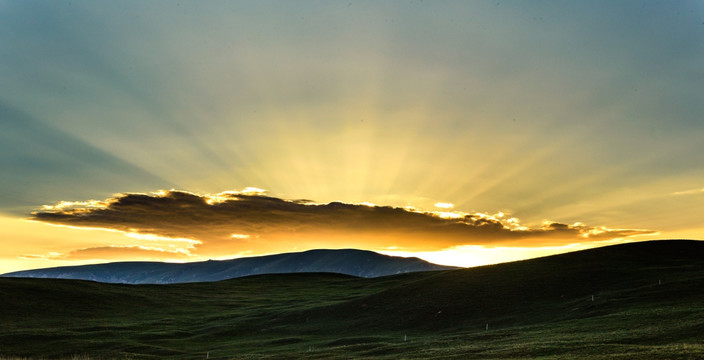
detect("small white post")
(486, 323), (489, 331)
(659, 279), (662, 285)
(206, 352), (209, 359)
(404, 334), (407, 342)
(591, 295), (594, 302)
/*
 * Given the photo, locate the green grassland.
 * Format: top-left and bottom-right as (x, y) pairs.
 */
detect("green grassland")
(2, 240), (704, 359)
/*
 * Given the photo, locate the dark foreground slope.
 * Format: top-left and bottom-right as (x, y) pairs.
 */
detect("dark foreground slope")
(2, 248), (456, 284)
(312, 239), (704, 331)
(1, 240), (703, 359)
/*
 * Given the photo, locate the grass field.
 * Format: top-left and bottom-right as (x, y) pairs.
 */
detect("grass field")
(1, 240), (703, 359)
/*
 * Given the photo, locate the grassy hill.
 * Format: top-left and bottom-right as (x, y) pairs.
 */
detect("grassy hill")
(1, 240), (704, 359)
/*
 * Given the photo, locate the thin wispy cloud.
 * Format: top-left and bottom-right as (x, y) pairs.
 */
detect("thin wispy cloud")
(31, 189), (657, 259)
(58, 246), (193, 261)
(673, 188), (704, 196)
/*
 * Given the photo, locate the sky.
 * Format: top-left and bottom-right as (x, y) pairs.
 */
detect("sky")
(1, 1), (703, 273)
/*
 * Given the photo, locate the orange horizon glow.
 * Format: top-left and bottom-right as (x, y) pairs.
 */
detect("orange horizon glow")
(1, 187), (690, 274)
(2, 209), (690, 275)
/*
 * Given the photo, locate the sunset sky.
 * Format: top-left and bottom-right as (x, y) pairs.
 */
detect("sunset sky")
(1, 1), (703, 274)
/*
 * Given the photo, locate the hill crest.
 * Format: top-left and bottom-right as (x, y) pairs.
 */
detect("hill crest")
(1, 248), (457, 284)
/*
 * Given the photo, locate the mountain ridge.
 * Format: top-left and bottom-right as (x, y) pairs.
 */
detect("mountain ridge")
(1, 248), (457, 284)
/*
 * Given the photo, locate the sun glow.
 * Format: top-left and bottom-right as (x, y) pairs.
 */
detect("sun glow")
(241, 187), (267, 195)
(434, 202), (454, 209)
(380, 240), (628, 268)
(203, 188), (268, 205)
(124, 232), (201, 244)
(101, 244), (193, 256)
(433, 211), (465, 220)
(205, 194), (232, 205)
(40, 199), (112, 211)
(230, 234), (251, 239)
(357, 202), (378, 207)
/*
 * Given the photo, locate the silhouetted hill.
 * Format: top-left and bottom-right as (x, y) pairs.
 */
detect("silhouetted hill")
(1, 248), (456, 284)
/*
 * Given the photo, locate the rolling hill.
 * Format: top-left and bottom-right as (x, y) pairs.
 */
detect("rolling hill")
(1, 248), (456, 284)
(1, 239), (703, 359)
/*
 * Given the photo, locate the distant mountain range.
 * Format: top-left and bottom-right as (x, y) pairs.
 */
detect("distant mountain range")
(1, 249), (457, 284)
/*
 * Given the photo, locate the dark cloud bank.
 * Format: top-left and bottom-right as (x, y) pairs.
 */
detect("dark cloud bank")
(32, 190), (656, 256)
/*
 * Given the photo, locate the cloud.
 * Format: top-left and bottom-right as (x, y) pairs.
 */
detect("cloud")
(53, 246), (192, 261)
(673, 188), (704, 196)
(18, 254), (56, 261)
(30, 189), (657, 258)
